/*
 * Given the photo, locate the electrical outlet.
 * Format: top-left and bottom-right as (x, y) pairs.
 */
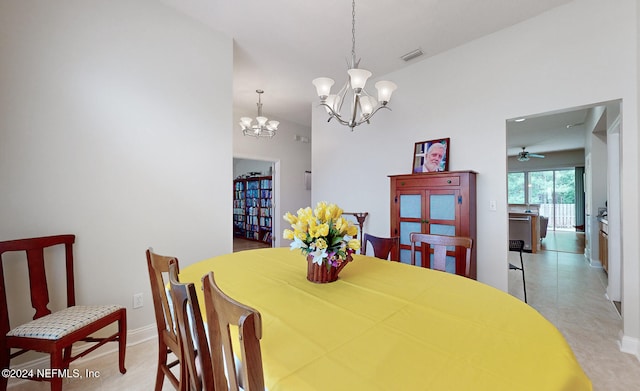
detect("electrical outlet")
(133, 293), (143, 309)
(489, 200), (497, 211)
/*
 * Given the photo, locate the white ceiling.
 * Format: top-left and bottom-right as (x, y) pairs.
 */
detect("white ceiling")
(160, 0), (580, 151)
(506, 108), (589, 157)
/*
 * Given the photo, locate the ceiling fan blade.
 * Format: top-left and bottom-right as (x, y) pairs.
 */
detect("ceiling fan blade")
(529, 153), (545, 158)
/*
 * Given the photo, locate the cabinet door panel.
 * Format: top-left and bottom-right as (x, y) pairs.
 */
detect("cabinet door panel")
(429, 194), (456, 220)
(400, 221), (423, 246)
(399, 194), (422, 218)
(400, 249), (417, 265)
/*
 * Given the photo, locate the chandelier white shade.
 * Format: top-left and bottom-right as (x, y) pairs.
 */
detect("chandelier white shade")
(240, 89), (279, 138)
(312, 0), (397, 130)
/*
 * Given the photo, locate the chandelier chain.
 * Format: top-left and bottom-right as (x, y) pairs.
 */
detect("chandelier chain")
(351, 0), (356, 61)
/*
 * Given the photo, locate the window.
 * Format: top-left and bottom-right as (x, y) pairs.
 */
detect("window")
(509, 169), (577, 230)
(508, 172), (525, 204)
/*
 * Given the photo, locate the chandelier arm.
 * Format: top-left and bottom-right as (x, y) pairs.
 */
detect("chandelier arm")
(353, 105), (392, 127)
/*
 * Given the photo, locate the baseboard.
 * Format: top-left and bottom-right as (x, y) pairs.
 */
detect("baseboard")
(7, 323), (156, 375)
(619, 330), (640, 361)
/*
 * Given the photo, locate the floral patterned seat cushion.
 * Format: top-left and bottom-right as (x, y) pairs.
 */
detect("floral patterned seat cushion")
(6, 305), (123, 340)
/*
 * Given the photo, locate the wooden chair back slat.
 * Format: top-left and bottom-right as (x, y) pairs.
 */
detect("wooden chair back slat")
(146, 248), (182, 390)
(168, 261), (214, 391)
(0, 235), (75, 327)
(203, 271), (264, 391)
(409, 233), (473, 277)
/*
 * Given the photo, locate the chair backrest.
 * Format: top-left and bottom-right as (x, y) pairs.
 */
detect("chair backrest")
(362, 233), (399, 260)
(168, 262), (214, 391)
(509, 239), (525, 266)
(203, 271), (264, 391)
(409, 233), (473, 277)
(145, 248), (181, 383)
(0, 234), (76, 337)
(509, 239), (525, 253)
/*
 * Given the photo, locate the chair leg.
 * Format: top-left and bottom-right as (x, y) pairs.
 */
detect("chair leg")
(118, 309), (127, 374)
(521, 254), (527, 304)
(50, 350), (64, 391)
(0, 345), (8, 391)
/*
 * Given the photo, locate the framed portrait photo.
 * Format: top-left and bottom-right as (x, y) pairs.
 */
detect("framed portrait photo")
(412, 138), (450, 173)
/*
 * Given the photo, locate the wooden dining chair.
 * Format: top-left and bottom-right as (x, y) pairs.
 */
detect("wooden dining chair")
(409, 233), (473, 278)
(509, 240), (528, 303)
(146, 248), (184, 390)
(202, 271), (264, 391)
(168, 261), (214, 391)
(362, 233), (399, 261)
(0, 234), (126, 391)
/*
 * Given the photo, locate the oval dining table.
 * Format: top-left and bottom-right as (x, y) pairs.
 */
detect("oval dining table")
(179, 247), (591, 391)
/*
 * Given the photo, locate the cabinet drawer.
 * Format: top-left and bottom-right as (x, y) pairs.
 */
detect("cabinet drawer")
(397, 176), (460, 188)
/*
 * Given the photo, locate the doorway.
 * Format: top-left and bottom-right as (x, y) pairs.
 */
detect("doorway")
(506, 100), (622, 310)
(233, 158), (276, 252)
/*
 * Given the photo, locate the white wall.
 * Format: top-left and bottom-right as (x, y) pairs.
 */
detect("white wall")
(312, 0), (640, 351)
(0, 0), (233, 331)
(584, 108), (608, 267)
(233, 159), (273, 178)
(234, 115), (312, 247)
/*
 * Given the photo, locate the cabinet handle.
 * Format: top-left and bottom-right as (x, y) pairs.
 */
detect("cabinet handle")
(447, 180), (452, 184)
(421, 219), (429, 224)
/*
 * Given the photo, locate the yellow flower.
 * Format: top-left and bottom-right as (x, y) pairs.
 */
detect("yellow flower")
(283, 229), (294, 240)
(314, 202), (328, 223)
(334, 217), (348, 235)
(295, 230), (307, 241)
(308, 221), (329, 238)
(327, 204), (343, 220)
(347, 225), (358, 237)
(348, 239), (361, 250)
(283, 212), (298, 225)
(315, 238), (328, 249)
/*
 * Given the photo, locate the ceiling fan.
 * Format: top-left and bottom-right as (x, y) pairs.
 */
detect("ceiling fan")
(517, 147), (545, 162)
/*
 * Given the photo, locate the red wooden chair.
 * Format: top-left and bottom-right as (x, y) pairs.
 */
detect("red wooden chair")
(362, 233), (399, 260)
(0, 234), (126, 391)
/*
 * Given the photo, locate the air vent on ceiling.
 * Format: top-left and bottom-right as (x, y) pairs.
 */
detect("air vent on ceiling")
(400, 48), (424, 62)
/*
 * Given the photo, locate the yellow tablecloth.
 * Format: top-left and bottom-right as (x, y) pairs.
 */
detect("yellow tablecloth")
(180, 248), (591, 391)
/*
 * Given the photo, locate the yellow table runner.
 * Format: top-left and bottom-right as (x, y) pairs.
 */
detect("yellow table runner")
(180, 248), (591, 391)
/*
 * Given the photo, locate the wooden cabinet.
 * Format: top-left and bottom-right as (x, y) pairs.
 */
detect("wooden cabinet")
(233, 176), (273, 244)
(599, 220), (608, 272)
(389, 171), (477, 279)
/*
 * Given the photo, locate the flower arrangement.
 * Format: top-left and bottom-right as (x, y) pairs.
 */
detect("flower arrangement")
(283, 201), (361, 267)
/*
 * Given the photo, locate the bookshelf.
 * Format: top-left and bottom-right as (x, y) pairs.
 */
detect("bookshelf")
(233, 176), (273, 244)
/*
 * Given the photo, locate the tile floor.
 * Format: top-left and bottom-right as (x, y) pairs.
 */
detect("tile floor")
(508, 240), (640, 390)
(8, 238), (640, 390)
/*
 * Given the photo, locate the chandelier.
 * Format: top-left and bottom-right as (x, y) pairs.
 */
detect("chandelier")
(312, 0), (397, 131)
(240, 89), (279, 138)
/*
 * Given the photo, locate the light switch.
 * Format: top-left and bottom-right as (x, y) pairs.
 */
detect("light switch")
(489, 200), (497, 211)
